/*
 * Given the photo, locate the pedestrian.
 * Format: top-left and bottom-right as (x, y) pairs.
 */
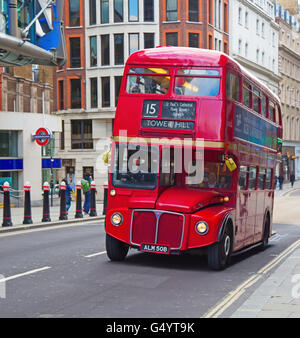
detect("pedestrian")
(278, 174), (284, 190)
(59, 178), (72, 212)
(290, 173), (295, 187)
(82, 174), (91, 214)
(274, 175), (278, 190)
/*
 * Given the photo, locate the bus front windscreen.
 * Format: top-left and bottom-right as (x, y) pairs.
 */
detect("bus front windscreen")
(112, 144), (159, 190)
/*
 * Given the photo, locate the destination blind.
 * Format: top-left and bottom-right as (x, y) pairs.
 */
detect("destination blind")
(142, 100), (196, 130)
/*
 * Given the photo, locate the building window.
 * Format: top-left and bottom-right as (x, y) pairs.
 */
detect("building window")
(114, 0), (123, 22)
(69, 37), (81, 68)
(69, 0), (80, 27)
(70, 79), (81, 109)
(101, 0), (109, 24)
(238, 7), (242, 25)
(129, 33), (139, 55)
(0, 131), (18, 157)
(115, 76), (122, 107)
(89, 0), (96, 25)
(166, 32), (178, 46)
(245, 11), (248, 28)
(238, 39), (242, 55)
(224, 2), (228, 32)
(189, 0), (199, 22)
(114, 34), (124, 65)
(129, 0), (139, 21)
(60, 120), (65, 150)
(208, 0), (213, 25)
(102, 77), (110, 107)
(188, 32), (199, 48)
(90, 36), (97, 67)
(144, 33), (155, 49)
(58, 80), (64, 110)
(71, 120), (93, 150)
(166, 0), (177, 21)
(208, 34), (213, 49)
(144, 0), (154, 22)
(256, 19), (259, 35)
(101, 34), (110, 66)
(90, 78), (98, 108)
(224, 41), (228, 54)
(245, 43), (248, 57)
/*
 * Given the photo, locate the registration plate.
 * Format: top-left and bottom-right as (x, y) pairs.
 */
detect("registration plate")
(141, 244), (170, 255)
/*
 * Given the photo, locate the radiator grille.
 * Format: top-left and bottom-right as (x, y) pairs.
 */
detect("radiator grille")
(131, 210), (184, 250)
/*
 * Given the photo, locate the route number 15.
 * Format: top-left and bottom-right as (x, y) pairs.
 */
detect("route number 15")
(142, 100), (160, 118)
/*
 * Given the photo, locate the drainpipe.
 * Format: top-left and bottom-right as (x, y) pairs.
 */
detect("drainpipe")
(8, 0), (18, 37)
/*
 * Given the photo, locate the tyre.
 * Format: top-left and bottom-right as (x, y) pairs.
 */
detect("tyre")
(106, 234), (129, 261)
(207, 224), (233, 270)
(259, 215), (270, 251)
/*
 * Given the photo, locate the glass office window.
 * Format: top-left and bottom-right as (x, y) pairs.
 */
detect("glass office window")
(114, 0), (123, 22)
(69, 0), (80, 26)
(114, 34), (124, 65)
(90, 36), (97, 67)
(102, 77), (110, 107)
(144, 0), (154, 22)
(101, 35), (110, 66)
(90, 78), (98, 108)
(129, 0), (139, 21)
(129, 33), (139, 55)
(101, 0), (109, 23)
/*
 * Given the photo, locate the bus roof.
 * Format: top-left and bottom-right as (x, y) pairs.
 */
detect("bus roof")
(127, 47), (280, 104)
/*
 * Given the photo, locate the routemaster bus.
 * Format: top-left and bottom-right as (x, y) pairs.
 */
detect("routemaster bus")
(105, 47), (282, 270)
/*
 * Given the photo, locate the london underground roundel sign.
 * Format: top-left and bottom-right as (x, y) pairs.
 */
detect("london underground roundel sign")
(33, 127), (52, 146)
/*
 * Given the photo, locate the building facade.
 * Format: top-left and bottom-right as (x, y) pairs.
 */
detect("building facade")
(0, 65), (61, 202)
(275, 2), (300, 179)
(53, 0), (159, 196)
(159, 0), (229, 52)
(229, 0), (280, 95)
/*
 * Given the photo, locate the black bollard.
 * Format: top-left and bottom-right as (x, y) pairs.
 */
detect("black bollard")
(89, 181), (97, 217)
(75, 181), (83, 218)
(23, 182), (33, 224)
(2, 182), (12, 227)
(59, 181), (68, 220)
(42, 182), (51, 222)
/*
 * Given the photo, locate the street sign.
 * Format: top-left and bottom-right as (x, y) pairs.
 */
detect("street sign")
(32, 127), (53, 146)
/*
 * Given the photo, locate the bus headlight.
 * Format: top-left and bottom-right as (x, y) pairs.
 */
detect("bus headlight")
(195, 221), (209, 235)
(111, 213), (123, 226)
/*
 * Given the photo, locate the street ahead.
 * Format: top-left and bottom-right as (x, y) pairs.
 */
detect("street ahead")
(0, 213), (299, 318)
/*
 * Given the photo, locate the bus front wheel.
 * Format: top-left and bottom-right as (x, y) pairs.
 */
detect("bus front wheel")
(106, 234), (129, 261)
(207, 225), (233, 270)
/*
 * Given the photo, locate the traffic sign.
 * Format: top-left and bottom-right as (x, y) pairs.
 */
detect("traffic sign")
(32, 127), (53, 146)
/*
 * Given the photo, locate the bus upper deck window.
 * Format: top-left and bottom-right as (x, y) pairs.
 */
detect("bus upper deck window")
(269, 101), (275, 122)
(175, 69), (220, 97)
(253, 89), (260, 114)
(261, 95), (267, 117)
(226, 72), (240, 102)
(126, 68), (170, 95)
(242, 81), (252, 108)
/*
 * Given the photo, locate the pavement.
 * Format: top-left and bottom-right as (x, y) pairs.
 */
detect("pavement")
(1, 181), (300, 318)
(0, 196), (105, 234)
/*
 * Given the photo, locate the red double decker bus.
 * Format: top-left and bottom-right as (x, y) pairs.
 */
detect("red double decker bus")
(105, 47), (282, 270)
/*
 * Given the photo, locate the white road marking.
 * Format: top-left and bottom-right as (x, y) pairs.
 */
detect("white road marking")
(202, 239), (300, 318)
(0, 266), (52, 283)
(84, 251), (107, 258)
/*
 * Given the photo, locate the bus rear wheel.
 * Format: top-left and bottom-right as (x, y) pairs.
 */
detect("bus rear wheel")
(207, 225), (233, 270)
(106, 234), (129, 261)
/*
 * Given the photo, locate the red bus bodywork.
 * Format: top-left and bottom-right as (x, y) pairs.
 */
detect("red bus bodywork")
(105, 47), (282, 269)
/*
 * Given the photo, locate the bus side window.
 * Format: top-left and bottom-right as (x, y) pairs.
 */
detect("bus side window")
(226, 72), (240, 101)
(258, 168), (266, 189)
(266, 169), (272, 189)
(269, 100), (275, 122)
(261, 95), (267, 117)
(238, 166), (248, 190)
(275, 104), (281, 125)
(253, 89), (260, 114)
(249, 166), (257, 190)
(243, 81), (252, 108)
